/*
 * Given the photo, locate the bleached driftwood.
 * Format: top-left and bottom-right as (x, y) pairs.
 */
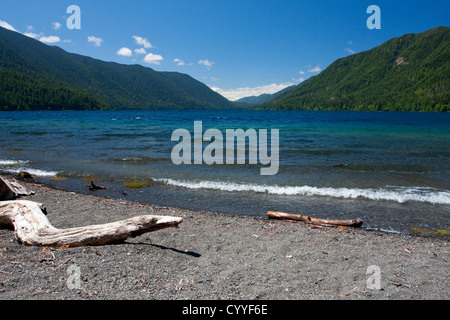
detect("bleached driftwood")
(0, 176), (34, 200)
(267, 211), (363, 228)
(0, 200), (183, 247)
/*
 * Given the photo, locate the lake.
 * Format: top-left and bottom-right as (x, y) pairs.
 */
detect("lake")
(1, 110), (449, 235)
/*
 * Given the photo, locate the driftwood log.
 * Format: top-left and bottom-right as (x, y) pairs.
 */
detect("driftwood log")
(0, 200), (183, 247)
(88, 181), (109, 191)
(267, 211), (363, 228)
(0, 176), (34, 200)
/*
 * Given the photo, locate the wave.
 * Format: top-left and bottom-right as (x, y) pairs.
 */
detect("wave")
(0, 160), (29, 166)
(155, 178), (450, 205)
(4, 167), (59, 177)
(0, 160), (58, 177)
(107, 157), (168, 164)
(11, 131), (47, 136)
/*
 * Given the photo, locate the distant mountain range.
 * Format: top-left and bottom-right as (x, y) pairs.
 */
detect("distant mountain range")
(1, 26), (448, 112)
(0, 26), (236, 110)
(258, 26), (449, 112)
(235, 85), (297, 106)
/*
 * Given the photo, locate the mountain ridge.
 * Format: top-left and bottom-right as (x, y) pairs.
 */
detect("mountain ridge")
(0, 26), (236, 110)
(1, 26), (448, 112)
(235, 85), (297, 106)
(257, 26), (449, 112)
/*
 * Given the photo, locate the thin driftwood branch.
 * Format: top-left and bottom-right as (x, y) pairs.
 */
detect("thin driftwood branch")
(88, 181), (109, 190)
(0, 200), (183, 247)
(267, 211), (363, 228)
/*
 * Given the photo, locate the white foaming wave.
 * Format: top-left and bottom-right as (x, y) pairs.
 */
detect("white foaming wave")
(155, 178), (450, 205)
(2, 166), (58, 177)
(1, 159), (58, 177)
(0, 159), (29, 165)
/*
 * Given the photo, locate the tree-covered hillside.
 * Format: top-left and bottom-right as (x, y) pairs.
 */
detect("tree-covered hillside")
(0, 35), (110, 110)
(258, 26), (449, 112)
(0, 26), (236, 111)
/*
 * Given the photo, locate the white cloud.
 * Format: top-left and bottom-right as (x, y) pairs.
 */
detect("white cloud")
(134, 48), (147, 54)
(292, 77), (305, 82)
(39, 35), (61, 44)
(132, 35), (153, 49)
(88, 36), (103, 47)
(52, 22), (62, 30)
(308, 66), (321, 73)
(211, 82), (295, 101)
(198, 59), (215, 69)
(173, 58), (185, 66)
(117, 47), (133, 57)
(299, 70), (305, 75)
(0, 20), (17, 32)
(24, 32), (40, 39)
(143, 53), (163, 65)
(345, 48), (355, 55)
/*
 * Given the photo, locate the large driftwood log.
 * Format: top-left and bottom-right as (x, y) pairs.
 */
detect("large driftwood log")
(0, 200), (183, 247)
(267, 211), (363, 228)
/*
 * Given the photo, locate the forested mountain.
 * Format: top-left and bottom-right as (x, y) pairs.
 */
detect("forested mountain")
(2, 25), (448, 112)
(258, 26), (449, 112)
(235, 85), (296, 106)
(0, 26), (236, 110)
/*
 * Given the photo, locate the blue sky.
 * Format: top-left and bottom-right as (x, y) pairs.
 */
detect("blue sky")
(1, 0), (449, 100)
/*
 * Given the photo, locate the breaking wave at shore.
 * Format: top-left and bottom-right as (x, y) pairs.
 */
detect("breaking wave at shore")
(0, 159), (58, 177)
(155, 178), (450, 205)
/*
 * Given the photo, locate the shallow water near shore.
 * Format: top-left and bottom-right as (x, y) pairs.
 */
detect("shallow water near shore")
(1, 110), (449, 235)
(29, 175), (448, 237)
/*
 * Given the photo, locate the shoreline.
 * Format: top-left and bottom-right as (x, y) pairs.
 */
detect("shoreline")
(1, 177), (449, 300)
(22, 173), (450, 238)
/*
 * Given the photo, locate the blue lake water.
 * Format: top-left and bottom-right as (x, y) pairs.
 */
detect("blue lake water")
(1, 110), (449, 234)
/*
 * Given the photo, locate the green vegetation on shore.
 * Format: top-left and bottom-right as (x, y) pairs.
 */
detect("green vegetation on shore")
(257, 26), (449, 112)
(0, 69), (111, 111)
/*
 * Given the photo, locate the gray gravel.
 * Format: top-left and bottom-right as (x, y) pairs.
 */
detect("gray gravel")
(0, 181), (448, 300)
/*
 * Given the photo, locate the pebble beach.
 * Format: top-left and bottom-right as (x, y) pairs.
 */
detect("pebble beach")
(0, 178), (448, 300)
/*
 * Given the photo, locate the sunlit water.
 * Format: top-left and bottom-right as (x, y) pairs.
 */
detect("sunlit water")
(1, 110), (449, 235)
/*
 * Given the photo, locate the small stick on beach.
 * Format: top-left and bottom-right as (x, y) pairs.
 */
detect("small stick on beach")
(88, 181), (109, 191)
(267, 211), (363, 228)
